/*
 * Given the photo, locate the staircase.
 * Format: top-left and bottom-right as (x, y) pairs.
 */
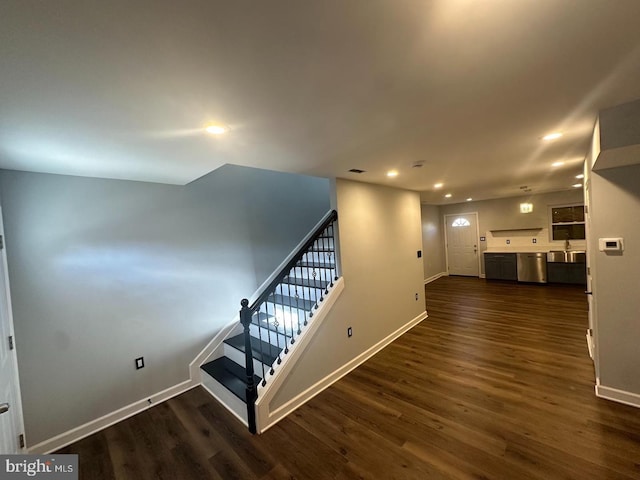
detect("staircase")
(200, 210), (339, 432)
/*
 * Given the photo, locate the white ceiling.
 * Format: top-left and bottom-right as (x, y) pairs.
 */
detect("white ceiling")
(2, 1), (640, 204)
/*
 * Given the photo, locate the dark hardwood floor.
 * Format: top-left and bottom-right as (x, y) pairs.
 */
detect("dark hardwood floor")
(59, 276), (640, 479)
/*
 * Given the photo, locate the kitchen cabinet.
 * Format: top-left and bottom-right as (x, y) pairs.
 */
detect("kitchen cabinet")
(547, 263), (587, 285)
(484, 253), (518, 281)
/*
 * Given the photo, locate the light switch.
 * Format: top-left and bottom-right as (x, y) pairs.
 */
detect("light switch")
(135, 357), (145, 370)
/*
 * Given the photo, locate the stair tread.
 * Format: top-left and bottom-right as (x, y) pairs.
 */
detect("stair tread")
(252, 312), (294, 337)
(200, 357), (261, 402)
(224, 333), (282, 366)
(297, 261), (335, 269)
(281, 276), (329, 289)
(252, 311), (274, 323)
(267, 293), (315, 311)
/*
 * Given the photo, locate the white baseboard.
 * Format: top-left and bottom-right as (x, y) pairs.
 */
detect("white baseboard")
(28, 379), (198, 454)
(257, 309), (428, 433)
(424, 272), (448, 284)
(595, 384), (640, 409)
(479, 273), (486, 279)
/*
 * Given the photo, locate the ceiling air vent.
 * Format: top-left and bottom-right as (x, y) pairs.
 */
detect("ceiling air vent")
(348, 168), (366, 174)
(412, 161), (425, 168)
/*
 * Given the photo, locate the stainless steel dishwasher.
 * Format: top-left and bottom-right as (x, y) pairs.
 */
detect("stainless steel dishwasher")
(516, 252), (548, 283)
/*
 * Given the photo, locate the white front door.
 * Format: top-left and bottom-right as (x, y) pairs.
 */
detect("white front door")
(445, 213), (480, 277)
(0, 208), (25, 454)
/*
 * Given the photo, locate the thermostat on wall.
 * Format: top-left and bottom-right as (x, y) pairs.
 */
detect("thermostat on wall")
(598, 238), (624, 252)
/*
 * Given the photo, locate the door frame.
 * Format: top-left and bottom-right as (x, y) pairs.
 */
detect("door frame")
(444, 212), (481, 277)
(0, 207), (26, 453)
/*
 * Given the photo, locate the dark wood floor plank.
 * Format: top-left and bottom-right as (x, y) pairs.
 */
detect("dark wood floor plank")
(197, 400), (277, 477)
(103, 419), (150, 480)
(58, 432), (116, 480)
(58, 277), (640, 479)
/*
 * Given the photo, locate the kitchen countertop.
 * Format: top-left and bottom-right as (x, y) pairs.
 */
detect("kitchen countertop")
(484, 248), (553, 254)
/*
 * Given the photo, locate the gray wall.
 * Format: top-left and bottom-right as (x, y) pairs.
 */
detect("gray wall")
(0, 164), (330, 445)
(440, 190), (584, 233)
(420, 204), (445, 280)
(439, 190), (584, 274)
(271, 179), (426, 408)
(589, 164), (640, 395)
(599, 98), (640, 151)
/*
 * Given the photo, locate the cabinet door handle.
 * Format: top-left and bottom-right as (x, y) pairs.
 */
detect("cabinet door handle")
(0, 403), (9, 415)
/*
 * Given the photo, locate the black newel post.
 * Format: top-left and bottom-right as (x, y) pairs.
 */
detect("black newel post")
(240, 298), (257, 434)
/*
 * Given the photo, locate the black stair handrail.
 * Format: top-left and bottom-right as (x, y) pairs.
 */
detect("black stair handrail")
(239, 209), (338, 434)
(247, 209), (338, 312)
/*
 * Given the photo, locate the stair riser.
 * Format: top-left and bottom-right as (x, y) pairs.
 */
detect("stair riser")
(201, 370), (248, 425)
(300, 251), (335, 264)
(288, 267), (335, 283)
(249, 323), (292, 345)
(257, 304), (311, 329)
(312, 238), (335, 250)
(289, 260), (335, 280)
(274, 283), (324, 301)
(223, 343), (274, 378)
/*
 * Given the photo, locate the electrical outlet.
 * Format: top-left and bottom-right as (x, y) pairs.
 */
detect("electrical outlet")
(347, 327), (352, 337)
(417, 250), (422, 258)
(135, 357), (144, 370)
(415, 293), (419, 301)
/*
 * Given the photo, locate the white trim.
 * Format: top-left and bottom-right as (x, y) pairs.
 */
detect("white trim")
(424, 272), (448, 284)
(200, 378), (248, 427)
(189, 317), (242, 381)
(28, 379), (198, 454)
(595, 384), (640, 409)
(254, 278), (345, 432)
(479, 273), (486, 279)
(256, 308), (427, 433)
(0, 207), (27, 452)
(443, 212), (481, 277)
(586, 329), (594, 360)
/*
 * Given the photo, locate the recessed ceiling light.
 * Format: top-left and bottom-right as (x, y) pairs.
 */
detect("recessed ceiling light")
(576, 173), (584, 179)
(205, 125), (227, 135)
(386, 170), (398, 178)
(551, 161), (564, 167)
(543, 132), (563, 141)
(572, 183), (582, 188)
(434, 183), (443, 189)
(466, 198), (472, 202)
(445, 193), (452, 198)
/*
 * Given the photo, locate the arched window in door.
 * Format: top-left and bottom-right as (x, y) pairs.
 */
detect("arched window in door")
(451, 217), (471, 227)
